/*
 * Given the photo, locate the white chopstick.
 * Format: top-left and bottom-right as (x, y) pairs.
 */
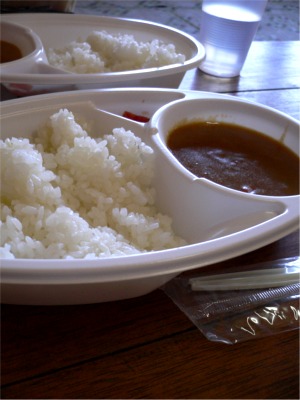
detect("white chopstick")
(189, 258), (300, 291)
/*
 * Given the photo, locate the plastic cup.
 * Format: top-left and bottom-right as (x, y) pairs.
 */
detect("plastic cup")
(198, 0), (268, 78)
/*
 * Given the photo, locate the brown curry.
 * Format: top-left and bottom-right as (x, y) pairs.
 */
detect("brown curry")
(167, 121), (299, 196)
(0, 40), (22, 63)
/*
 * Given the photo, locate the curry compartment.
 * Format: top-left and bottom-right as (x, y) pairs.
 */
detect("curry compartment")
(167, 120), (299, 196)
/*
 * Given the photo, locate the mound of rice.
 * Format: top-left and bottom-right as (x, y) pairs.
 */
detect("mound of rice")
(47, 30), (186, 73)
(0, 109), (185, 259)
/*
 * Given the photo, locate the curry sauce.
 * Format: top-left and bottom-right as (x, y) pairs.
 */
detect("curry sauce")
(0, 40), (22, 63)
(167, 121), (299, 196)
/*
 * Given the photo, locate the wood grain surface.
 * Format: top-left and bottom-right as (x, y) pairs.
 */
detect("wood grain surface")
(181, 41), (300, 94)
(1, 41), (299, 399)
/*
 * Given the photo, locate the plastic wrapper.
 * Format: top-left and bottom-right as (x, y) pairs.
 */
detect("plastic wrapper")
(163, 258), (300, 344)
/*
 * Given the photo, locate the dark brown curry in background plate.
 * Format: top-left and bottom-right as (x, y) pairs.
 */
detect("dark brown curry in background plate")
(0, 40), (23, 63)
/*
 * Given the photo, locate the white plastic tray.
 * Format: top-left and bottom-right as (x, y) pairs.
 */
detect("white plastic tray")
(1, 88), (299, 305)
(1, 13), (205, 96)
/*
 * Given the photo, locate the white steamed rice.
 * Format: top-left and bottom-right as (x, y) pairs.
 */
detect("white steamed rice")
(47, 30), (186, 73)
(0, 109), (185, 259)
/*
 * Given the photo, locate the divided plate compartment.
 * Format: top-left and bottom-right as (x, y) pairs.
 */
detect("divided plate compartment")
(1, 88), (299, 305)
(1, 14), (205, 96)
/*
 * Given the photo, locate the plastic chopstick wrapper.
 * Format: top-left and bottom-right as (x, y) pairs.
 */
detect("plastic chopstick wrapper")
(162, 257), (300, 344)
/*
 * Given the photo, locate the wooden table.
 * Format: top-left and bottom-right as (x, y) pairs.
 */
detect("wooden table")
(1, 41), (299, 399)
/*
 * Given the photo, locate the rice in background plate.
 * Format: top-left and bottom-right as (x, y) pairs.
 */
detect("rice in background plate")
(0, 109), (185, 259)
(47, 30), (186, 73)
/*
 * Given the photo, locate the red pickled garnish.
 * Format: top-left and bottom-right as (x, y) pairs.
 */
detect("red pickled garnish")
(122, 111), (150, 123)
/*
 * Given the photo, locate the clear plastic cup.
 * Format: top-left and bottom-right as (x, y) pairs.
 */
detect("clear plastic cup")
(198, 0), (268, 78)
